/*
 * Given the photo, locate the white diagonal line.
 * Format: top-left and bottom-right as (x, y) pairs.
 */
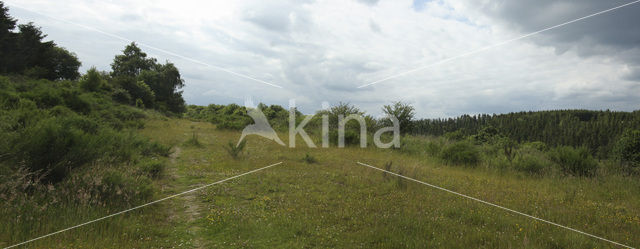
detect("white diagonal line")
(3, 162), (283, 249)
(358, 0), (640, 88)
(6, 3), (283, 89)
(356, 161), (635, 249)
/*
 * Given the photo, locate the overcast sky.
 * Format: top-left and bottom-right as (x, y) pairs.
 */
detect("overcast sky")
(5, 0), (640, 118)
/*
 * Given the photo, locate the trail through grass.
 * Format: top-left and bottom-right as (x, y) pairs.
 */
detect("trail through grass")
(139, 118), (639, 248)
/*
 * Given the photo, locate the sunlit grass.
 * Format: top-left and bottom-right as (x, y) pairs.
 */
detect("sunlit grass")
(2, 117), (638, 248)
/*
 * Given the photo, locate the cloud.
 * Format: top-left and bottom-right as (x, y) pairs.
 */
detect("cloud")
(356, 0), (380, 6)
(451, 0), (640, 77)
(5, 0), (640, 118)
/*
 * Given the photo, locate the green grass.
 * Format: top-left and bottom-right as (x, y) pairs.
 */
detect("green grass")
(2, 117), (639, 248)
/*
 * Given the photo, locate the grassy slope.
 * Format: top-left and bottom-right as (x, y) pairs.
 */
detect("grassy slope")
(6, 116), (638, 248)
(143, 118), (639, 248)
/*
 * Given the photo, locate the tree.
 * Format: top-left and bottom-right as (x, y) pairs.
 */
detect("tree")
(46, 46), (81, 80)
(614, 129), (640, 174)
(382, 101), (415, 135)
(0, 6), (80, 80)
(110, 42), (186, 113)
(0, 1), (17, 74)
(111, 42), (156, 77)
(80, 67), (103, 92)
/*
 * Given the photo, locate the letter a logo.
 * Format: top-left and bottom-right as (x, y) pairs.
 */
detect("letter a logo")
(237, 99), (285, 146)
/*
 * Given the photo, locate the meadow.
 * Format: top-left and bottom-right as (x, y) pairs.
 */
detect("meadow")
(2, 107), (640, 248)
(1, 3), (639, 247)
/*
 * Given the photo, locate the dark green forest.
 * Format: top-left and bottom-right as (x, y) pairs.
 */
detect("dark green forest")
(411, 110), (640, 158)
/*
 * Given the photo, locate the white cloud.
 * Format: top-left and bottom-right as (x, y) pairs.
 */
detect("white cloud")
(5, 0), (639, 118)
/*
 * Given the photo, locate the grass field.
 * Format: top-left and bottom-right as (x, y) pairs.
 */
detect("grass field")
(3, 116), (639, 248)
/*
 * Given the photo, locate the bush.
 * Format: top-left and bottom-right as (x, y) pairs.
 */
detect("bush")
(138, 159), (165, 179)
(613, 129), (640, 175)
(513, 154), (547, 176)
(444, 130), (465, 141)
(424, 140), (442, 156)
(99, 171), (153, 205)
(183, 131), (202, 147)
(224, 140), (247, 159)
(440, 141), (480, 167)
(12, 116), (100, 182)
(111, 88), (132, 104)
(302, 153), (317, 164)
(548, 146), (598, 177)
(524, 141), (548, 152)
(80, 67), (102, 92)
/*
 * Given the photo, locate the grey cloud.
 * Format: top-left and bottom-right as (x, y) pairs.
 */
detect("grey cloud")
(461, 0), (640, 76)
(369, 19), (381, 33)
(356, 0), (380, 6)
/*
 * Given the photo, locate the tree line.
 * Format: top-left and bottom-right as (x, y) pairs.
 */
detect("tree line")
(411, 110), (640, 158)
(0, 2), (186, 113)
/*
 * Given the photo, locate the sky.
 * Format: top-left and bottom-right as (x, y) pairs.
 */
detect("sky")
(4, 0), (640, 118)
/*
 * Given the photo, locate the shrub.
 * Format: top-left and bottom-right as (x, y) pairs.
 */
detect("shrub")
(111, 88), (132, 104)
(99, 171), (153, 205)
(513, 154), (547, 176)
(183, 131), (202, 147)
(425, 141), (442, 156)
(217, 119), (248, 130)
(138, 159), (165, 179)
(440, 141), (480, 166)
(302, 153), (317, 164)
(137, 139), (171, 157)
(613, 130), (640, 175)
(224, 140), (247, 159)
(524, 141), (548, 152)
(548, 146), (598, 177)
(444, 130), (465, 141)
(12, 116), (100, 182)
(329, 129), (361, 146)
(80, 67), (102, 92)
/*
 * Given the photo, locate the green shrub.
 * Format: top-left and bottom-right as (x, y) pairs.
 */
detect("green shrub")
(137, 139), (171, 157)
(513, 154), (547, 176)
(440, 141), (481, 167)
(217, 119), (248, 130)
(183, 131), (202, 147)
(548, 146), (598, 177)
(613, 129), (640, 175)
(425, 141), (442, 156)
(80, 67), (102, 92)
(138, 159), (165, 179)
(12, 116), (100, 182)
(111, 88), (132, 104)
(329, 129), (361, 146)
(99, 171), (153, 205)
(302, 153), (317, 164)
(524, 141), (548, 152)
(444, 130), (465, 141)
(224, 140), (247, 159)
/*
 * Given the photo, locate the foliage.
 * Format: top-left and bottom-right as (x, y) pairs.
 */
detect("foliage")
(224, 140), (247, 159)
(302, 153), (317, 164)
(110, 43), (186, 113)
(80, 67), (103, 92)
(440, 141), (481, 167)
(138, 159), (165, 179)
(412, 110), (640, 158)
(548, 146), (598, 177)
(0, 76), (163, 182)
(613, 129), (640, 174)
(0, 6), (80, 80)
(513, 153), (548, 176)
(183, 131), (202, 147)
(382, 101), (415, 135)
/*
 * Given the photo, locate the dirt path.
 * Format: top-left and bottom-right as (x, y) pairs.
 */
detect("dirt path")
(169, 146), (205, 248)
